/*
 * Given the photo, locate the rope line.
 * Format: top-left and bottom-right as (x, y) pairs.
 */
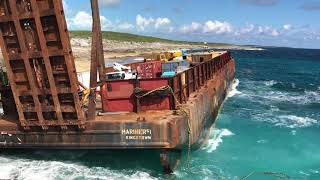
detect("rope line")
(133, 85), (193, 169)
(240, 171), (290, 180)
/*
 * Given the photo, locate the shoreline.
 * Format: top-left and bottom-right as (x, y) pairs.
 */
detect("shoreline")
(0, 38), (263, 72)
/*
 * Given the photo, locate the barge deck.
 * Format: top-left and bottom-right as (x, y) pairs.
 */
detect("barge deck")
(0, 59), (235, 150)
(0, 0), (236, 173)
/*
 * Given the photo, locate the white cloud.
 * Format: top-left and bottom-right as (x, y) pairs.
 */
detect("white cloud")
(68, 11), (93, 29)
(235, 24), (280, 37)
(100, 16), (113, 29)
(203, 20), (233, 34)
(68, 11), (112, 30)
(257, 26), (280, 36)
(136, 14), (171, 31)
(99, 0), (120, 7)
(180, 21), (233, 34)
(180, 22), (202, 33)
(155, 18), (171, 29)
(136, 14), (154, 31)
(65, 11), (319, 48)
(283, 24), (292, 31)
(270, 29), (280, 36)
(67, 11), (133, 31)
(241, 23), (255, 33)
(118, 22), (134, 30)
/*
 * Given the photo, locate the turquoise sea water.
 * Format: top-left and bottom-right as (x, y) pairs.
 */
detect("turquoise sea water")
(0, 48), (319, 180)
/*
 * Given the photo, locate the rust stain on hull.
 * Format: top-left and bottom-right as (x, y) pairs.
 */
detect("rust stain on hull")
(0, 60), (235, 150)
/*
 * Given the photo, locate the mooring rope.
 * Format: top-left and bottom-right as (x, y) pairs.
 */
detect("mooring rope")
(240, 171), (290, 180)
(134, 86), (174, 99)
(177, 107), (192, 169)
(133, 85), (193, 169)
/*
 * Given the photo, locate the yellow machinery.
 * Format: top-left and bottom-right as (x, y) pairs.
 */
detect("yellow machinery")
(144, 50), (183, 62)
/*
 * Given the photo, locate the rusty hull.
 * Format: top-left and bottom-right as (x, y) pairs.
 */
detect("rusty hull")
(0, 59), (235, 150)
(0, 0), (85, 130)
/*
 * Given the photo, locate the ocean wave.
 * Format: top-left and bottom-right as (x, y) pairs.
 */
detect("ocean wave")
(264, 91), (319, 104)
(254, 114), (318, 129)
(240, 79), (320, 105)
(239, 88), (320, 105)
(277, 115), (318, 129)
(202, 128), (234, 153)
(0, 157), (157, 180)
(227, 79), (241, 98)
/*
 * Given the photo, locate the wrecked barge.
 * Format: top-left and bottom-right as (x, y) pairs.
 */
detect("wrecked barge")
(0, 0), (235, 173)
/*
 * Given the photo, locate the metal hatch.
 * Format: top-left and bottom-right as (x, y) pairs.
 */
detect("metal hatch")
(0, 0), (85, 130)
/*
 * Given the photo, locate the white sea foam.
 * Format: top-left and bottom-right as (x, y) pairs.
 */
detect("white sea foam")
(254, 113), (318, 129)
(0, 157), (157, 180)
(264, 80), (277, 87)
(257, 139), (268, 144)
(227, 79), (241, 98)
(264, 80), (297, 89)
(240, 88), (320, 105)
(241, 79), (320, 105)
(277, 115), (318, 129)
(203, 128), (234, 153)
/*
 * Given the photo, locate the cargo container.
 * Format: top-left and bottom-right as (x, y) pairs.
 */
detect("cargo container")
(137, 60), (162, 79)
(191, 53), (213, 63)
(161, 60), (189, 73)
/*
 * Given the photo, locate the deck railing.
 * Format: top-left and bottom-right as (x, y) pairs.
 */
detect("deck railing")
(169, 52), (232, 109)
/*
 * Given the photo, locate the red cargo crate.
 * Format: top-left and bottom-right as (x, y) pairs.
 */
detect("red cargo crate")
(137, 60), (162, 79)
(101, 78), (172, 112)
(139, 79), (171, 111)
(101, 80), (135, 112)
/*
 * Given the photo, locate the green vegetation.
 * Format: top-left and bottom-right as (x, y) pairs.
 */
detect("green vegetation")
(69, 31), (233, 47)
(70, 31), (175, 43)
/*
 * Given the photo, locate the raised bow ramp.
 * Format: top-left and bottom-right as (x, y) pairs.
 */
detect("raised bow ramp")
(0, 0), (85, 130)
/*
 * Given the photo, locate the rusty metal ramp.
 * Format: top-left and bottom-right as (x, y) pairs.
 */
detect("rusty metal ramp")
(0, 0), (85, 130)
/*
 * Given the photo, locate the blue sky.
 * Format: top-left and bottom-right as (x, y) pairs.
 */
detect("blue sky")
(63, 0), (320, 49)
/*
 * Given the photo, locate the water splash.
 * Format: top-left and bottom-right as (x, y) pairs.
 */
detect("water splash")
(264, 80), (277, 87)
(0, 156), (157, 180)
(202, 128), (234, 153)
(227, 79), (241, 98)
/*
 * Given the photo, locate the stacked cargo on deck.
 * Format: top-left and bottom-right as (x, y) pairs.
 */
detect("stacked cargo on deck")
(99, 49), (232, 113)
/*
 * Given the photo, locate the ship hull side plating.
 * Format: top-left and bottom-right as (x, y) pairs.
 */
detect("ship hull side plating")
(0, 59), (235, 150)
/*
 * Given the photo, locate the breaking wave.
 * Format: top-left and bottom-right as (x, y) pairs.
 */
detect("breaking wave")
(202, 129), (234, 153)
(236, 79), (320, 128)
(254, 113), (318, 129)
(263, 80), (297, 90)
(239, 80), (320, 105)
(261, 91), (320, 105)
(227, 79), (241, 98)
(0, 157), (156, 180)
(277, 115), (318, 129)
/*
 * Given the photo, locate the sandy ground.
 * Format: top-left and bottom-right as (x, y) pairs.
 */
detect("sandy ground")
(0, 38), (262, 72)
